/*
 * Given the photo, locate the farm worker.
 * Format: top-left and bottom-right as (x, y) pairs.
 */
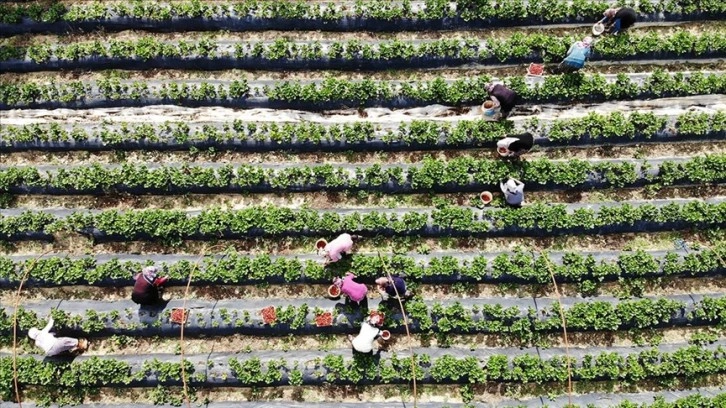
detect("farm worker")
(348, 314), (383, 354)
(500, 178), (525, 207)
(131, 266), (169, 305)
(322, 233), (359, 265)
(559, 37), (594, 73)
(497, 132), (534, 158)
(598, 7), (637, 35)
(376, 276), (408, 300)
(28, 317), (88, 356)
(333, 272), (368, 304)
(485, 83), (518, 120)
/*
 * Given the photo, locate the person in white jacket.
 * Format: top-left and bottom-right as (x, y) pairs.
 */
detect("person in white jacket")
(28, 317), (88, 356)
(500, 178), (525, 207)
(348, 314), (383, 354)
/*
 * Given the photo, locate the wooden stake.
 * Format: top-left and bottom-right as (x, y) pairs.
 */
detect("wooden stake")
(377, 252), (417, 408)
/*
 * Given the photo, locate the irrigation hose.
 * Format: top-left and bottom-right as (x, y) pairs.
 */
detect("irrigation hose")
(178, 244), (226, 408)
(377, 252), (417, 408)
(543, 255), (573, 406)
(12, 250), (51, 408)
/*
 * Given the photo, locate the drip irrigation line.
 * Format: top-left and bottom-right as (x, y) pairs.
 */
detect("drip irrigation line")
(178, 244), (227, 408)
(378, 251), (417, 408)
(12, 250), (51, 408)
(542, 253), (573, 405)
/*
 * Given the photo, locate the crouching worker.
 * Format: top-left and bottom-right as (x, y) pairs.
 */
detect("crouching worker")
(559, 37), (593, 73)
(376, 275), (408, 300)
(28, 317), (88, 356)
(333, 272), (368, 305)
(348, 314), (383, 354)
(132, 266), (169, 306)
(599, 7), (637, 35)
(497, 132), (534, 158)
(485, 83), (518, 120)
(501, 178), (525, 207)
(321, 233), (360, 265)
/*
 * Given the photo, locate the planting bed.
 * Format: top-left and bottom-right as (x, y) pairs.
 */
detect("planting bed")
(1, 1), (725, 407)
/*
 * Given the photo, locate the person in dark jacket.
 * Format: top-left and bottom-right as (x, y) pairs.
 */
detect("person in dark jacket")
(376, 276), (408, 300)
(131, 266), (169, 305)
(497, 133), (534, 158)
(485, 83), (518, 119)
(599, 7), (637, 35)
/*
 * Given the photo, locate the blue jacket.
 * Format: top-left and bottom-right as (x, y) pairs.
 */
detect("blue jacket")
(562, 43), (592, 69)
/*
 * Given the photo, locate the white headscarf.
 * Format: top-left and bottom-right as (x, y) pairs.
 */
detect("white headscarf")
(28, 328), (40, 340)
(505, 179), (519, 193)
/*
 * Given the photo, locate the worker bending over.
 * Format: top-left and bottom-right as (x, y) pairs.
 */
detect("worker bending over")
(28, 317), (88, 356)
(485, 83), (518, 120)
(349, 314), (383, 354)
(599, 7), (637, 35)
(132, 266), (169, 306)
(322, 233), (360, 265)
(333, 272), (368, 305)
(560, 37), (594, 73)
(497, 133), (534, 158)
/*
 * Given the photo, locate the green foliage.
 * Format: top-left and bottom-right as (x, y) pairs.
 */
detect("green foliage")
(2, 71), (725, 108)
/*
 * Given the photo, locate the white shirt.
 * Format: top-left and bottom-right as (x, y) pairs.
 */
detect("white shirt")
(33, 317), (57, 354)
(500, 180), (525, 206)
(497, 137), (518, 150)
(352, 322), (380, 353)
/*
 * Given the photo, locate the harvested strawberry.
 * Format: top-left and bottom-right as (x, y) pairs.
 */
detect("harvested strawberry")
(315, 312), (333, 327)
(261, 306), (277, 324)
(170, 308), (188, 324)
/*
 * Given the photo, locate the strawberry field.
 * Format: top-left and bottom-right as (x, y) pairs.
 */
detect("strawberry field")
(1, 1), (726, 407)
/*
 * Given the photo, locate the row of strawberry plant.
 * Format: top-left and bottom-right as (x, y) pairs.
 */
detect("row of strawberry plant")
(1, 0), (722, 34)
(2, 31), (724, 72)
(1, 155), (725, 194)
(2, 342), (726, 402)
(2, 245), (721, 287)
(2, 295), (724, 339)
(1, 70), (724, 110)
(2, 201), (725, 243)
(2, 110), (722, 152)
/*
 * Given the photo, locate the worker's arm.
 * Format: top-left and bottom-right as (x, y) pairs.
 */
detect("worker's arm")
(42, 317), (54, 333)
(512, 179), (525, 192)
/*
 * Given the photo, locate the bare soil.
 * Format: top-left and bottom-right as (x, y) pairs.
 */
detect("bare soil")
(3, 60), (725, 84)
(0, 228), (717, 258)
(3, 326), (714, 357)
(4, 185), (725, 215)
(3, 141), (726, 166)
(7, 22), (722, 45)
(6, 275), (726, 303)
